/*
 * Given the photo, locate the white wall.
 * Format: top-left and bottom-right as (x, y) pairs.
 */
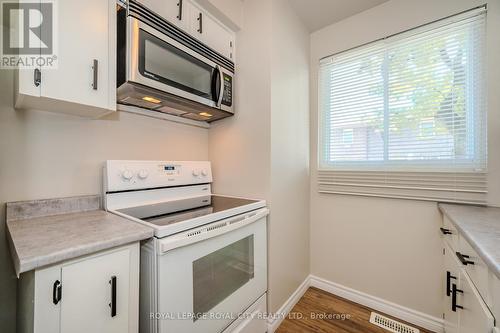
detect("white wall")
(310, 0), (500, 318)
(269, 0), (310, 314)
(209, 0), (272, 200)
(209, 0), (310, 313)
(0, 70), (209, 333)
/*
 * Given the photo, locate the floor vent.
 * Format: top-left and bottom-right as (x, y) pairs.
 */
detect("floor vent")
(369, 312), (419, 333)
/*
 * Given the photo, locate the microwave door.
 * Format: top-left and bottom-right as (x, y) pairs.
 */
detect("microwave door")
(128, 17), (218, 109)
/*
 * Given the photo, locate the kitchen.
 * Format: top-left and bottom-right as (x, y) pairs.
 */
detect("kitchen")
(0, 0), (499, 333)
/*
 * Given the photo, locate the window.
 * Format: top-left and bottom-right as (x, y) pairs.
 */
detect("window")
(342, 128), (354, 145)
(318, 8), (487, 204)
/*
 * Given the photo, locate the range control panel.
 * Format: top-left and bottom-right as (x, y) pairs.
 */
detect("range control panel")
(105, 160), (212, 192)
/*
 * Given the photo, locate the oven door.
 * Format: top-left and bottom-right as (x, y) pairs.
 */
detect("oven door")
(156, 209), (268, 333)
(127, 17), (223, 109)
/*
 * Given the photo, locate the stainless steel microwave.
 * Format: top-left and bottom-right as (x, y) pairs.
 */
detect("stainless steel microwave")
(116, 1), (234, 122)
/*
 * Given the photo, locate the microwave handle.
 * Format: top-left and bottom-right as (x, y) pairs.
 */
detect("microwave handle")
(211, 66), (222, 106)
(217, 68), (224, 107)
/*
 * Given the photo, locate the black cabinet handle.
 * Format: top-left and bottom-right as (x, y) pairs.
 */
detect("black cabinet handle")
(446, 271), (456, 297)
(177, 0), (183, 20)
(197, 13), (203, 33)
(440, 227), (452, 235)
(34, 68), (41, 87)
(52, 280), (62, 305)
(456, 252), (475, 266)
(92, 59), (98, 90)
(451, 283), (463, 312)
(109, 276), (117, 317)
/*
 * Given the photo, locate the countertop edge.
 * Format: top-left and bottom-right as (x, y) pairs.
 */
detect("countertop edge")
(16, 229), (153, 275)
(6, 226), (21, 278)
(438, 203), (500, 280)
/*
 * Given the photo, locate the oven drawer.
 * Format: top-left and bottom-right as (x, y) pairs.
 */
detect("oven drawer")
(223, 293), (267, 333)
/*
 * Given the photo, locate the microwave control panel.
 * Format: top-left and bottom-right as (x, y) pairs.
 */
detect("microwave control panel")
(222, 74), (233, 107)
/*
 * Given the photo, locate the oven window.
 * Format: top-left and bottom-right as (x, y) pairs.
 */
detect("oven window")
(139, 30), (213, 99)
(192, 235), (254, 321)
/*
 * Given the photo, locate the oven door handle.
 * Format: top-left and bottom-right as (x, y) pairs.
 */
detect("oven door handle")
(159, 207), (269, 253)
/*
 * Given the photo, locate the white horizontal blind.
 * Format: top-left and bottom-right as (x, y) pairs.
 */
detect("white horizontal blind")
(318, 8), (487, 204)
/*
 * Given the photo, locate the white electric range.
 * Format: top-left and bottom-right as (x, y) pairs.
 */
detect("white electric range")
(103, 160), (269, 333)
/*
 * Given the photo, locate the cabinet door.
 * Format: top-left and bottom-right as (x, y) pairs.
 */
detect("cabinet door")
(444, 244), (460, 333)
(187, 1), (204, 39)
(137, 0), (186, 29)
(40, 0), (111, 110)
(458, 271), (494, 333)
(201, 14), (234, 60)
(60, 248), (131, 333)
(15, 0), (41, 101)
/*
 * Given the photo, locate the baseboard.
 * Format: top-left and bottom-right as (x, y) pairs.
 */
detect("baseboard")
(267, 276), (310, 332)
(267, 274), (444, 333)
(309, 275), (444, 333)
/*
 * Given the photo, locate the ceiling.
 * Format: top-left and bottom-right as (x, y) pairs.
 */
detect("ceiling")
(288, 0), (389, 32)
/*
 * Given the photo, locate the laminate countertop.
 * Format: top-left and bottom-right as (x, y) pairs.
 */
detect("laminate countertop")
(439, 203), (500, 280)
(6, 195), (154, 276)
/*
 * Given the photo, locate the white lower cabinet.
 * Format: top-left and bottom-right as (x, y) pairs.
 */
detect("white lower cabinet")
(442, 227), (497, 333)
(18, 243), (139, 333)
(444, 244), (460, 333)
(458, 271), (495, 333)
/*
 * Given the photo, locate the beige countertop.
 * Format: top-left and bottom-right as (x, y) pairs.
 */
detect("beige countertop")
(439, 203), (500, 280)
(6, 195), (154, 276)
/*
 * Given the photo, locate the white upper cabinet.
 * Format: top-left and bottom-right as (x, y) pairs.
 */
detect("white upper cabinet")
(195, 6), (234, 60)
(137, 0), (187, 30)
(139, 0), (235, 61)
(15, 0), (116, 118)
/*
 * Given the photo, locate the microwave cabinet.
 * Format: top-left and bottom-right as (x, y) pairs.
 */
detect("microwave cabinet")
(15, 0), (116, 118)
(17, 243), (139, 333)
(440, 215), (498, 333)
(136, 0), (235, 60)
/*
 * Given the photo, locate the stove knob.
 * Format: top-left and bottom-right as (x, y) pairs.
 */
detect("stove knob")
(192, 169), (200, 177)
(138, 170), (149, 180)
(201, 169), (208, 177)
(121, 170), (133, 181)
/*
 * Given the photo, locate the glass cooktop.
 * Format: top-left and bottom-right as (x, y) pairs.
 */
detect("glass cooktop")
(117, 195), (259, 227)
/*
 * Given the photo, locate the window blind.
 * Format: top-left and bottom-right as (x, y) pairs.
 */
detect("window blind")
(318, 8), (487, 204)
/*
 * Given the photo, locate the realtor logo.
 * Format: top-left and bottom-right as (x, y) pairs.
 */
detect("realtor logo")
(1, 0), (57, 68)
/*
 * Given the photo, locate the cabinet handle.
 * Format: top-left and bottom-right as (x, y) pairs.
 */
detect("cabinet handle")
(109, 276), (117, 317)
(451, 283), (463, 312)
(52, 280), (62, 305)
(34, 68), (41, 87)
(446, 271), (456, 297)
(440, 227), (452, 235)
(456, 252), (475, 266)
(92, 59), (98, 90)
(177, 0), (183, 20)
(197, 13), (203, 33)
